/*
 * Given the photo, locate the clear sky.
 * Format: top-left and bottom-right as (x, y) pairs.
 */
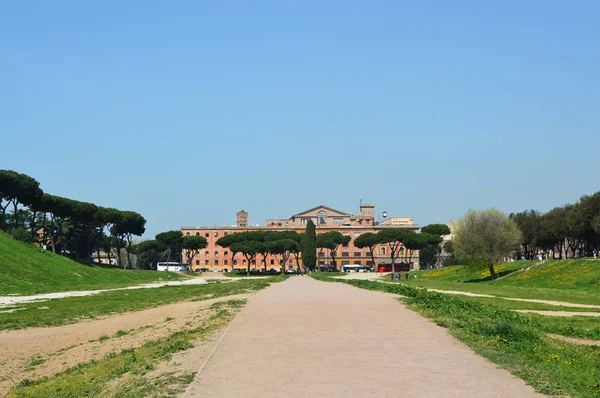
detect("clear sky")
(2, 1), (599, 238)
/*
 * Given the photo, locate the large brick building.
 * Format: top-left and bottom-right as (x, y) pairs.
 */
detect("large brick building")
(181, 204), (419, 271)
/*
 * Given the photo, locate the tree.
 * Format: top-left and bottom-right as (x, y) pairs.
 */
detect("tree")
(113, 211), (146, 268)
(133, 240), (163, 270)
(415, 232), (443, 268)
(453, 209), (522, 279)
(0, 170), (43, 231)
(510, 210), (542, 260)
(182, 235), (208, 270)
(421, 224), (451, 236)
(230, 241), (263, 274)
(377, 229), (409, 273)
(316, 231), (351, 269)
(354, 232), (381, 270)
(301, 220), (316, 270)
(155, 230), (184, 269)
(267, 239), (299, 274)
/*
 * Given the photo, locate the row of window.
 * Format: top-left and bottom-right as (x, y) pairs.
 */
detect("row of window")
(195, 259), (294, 266)
(196, 247), (394, 259)
(185, 231), (233, 238)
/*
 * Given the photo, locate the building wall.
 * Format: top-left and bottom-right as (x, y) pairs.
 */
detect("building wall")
(181, 225), (420, 271)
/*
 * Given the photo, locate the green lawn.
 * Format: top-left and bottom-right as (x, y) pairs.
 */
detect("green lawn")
(312, 274), (600, 397)
(387, 259), (600, 305)
(0, 275), (286, 330)
(0, 231), (187, 295)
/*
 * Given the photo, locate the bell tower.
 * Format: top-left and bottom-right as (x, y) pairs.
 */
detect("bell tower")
(237, 210), (248, 227)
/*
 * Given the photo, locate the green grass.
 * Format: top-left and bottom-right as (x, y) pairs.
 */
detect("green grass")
(7, 299), (244, 398)
(0, 231), (188, 295)
(312, 274), (600, 397)
(0, 275), (287, 330)
(388, 259), (600, 305)
(455, 295), (600, 312)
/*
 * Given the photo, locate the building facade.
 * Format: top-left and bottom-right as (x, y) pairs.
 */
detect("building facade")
(181, 204), (420, 272)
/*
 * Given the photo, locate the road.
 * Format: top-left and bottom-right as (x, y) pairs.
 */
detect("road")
(184, 276), (542, 397)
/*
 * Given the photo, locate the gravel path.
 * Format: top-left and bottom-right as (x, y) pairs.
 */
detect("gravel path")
(184, 277), (543, 397)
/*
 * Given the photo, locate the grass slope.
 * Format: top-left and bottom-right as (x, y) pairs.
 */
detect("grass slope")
(397, 259), (600, 305)
(0, 231), (185, 295)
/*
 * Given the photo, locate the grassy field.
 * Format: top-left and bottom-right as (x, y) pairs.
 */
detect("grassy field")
(0, 231), (187, 295)
(390, 259), (600, 305)
(0, 276), (286, 330)
(7, 299), (246, 398)
(312, 274), (600, 398)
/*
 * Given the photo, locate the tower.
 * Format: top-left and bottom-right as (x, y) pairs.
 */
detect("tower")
(237, 210), (248, 227)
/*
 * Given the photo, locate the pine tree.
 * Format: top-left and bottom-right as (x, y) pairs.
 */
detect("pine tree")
(302, 219), (317, 270)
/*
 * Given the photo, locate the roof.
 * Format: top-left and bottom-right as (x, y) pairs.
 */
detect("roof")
(291, 205), (350, 218)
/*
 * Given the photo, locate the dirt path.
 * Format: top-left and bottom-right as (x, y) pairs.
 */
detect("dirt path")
(514, 310), (600, 317)
(184, 277), (543, 397)
(0, 293), (250, 396)
(335, 273), (600, 310)
(0, 274), (261, 309)
(547, 334), (600, 346)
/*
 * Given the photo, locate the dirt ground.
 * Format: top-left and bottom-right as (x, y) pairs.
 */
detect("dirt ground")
(0, 293), (249, 396)
(185, 277), (544, 397)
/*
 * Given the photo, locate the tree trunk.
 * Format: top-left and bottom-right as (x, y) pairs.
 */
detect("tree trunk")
(489, 264), (498, 280)
(12, 200), (19, 230)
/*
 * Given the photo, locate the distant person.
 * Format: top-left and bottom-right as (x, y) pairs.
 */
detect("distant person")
(405, 272), (409, 281)
(414, 273), (417, 281)
(391, 272), (395, 281)
(594, 249), (597, 260)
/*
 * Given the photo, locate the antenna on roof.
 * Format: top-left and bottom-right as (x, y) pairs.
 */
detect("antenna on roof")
(360, 198), (362, 206)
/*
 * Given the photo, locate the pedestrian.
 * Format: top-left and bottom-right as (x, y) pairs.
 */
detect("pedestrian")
(414, 273), (417, 281)
(405, 272), (409, 281)
(594, 249), (597, 260)
(391, 272), (395, 281)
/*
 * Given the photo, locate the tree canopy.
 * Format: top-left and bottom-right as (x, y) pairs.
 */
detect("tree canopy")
(301, 220), (316, 270)
(454, 209), (522, 279)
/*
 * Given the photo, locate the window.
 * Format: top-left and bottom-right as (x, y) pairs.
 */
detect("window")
(334, 217), (343, 225)
(342, 252), (349, 257)
(195, 260), (200, 265)
(205, 251), (209, 257)
(214, 232), (219, 237)
(186, 232), (190, 236)
(243, 260), (247, 265)
(353, 232), (360, 237)
(354, 260), (361, 265)
(252, 260), (256, 265)
(354, 252), (361, 257)
(301, 218), (308, 225)
(289, 260), (293, 265)
(224, 260), (228, 265)
(205, 260), (209, 265)
(270, 259), (274, 265)
(224, 251), (228, 256)
(233, 260), (237, 265)
(317, 211), (327, 225)
(380, 247), (386, 255)
(214, 251), (219, 256)
(224, 232), (228, 236)
(318, 252), (325, 258)
(205, 233), (209, 238)
(342, 261), (350, 265)
(366, 251), (372, 257)
(215, 260), (219, 266)
(195, 232), (199, 236)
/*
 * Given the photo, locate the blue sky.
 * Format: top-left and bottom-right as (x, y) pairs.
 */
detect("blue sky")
(2, 1), (599, 238)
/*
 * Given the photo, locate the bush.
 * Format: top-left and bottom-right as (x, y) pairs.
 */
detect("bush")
(11, 227), (33, 244)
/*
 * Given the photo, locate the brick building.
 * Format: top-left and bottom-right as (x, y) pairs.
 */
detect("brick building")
(181, 204), (419, 271)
